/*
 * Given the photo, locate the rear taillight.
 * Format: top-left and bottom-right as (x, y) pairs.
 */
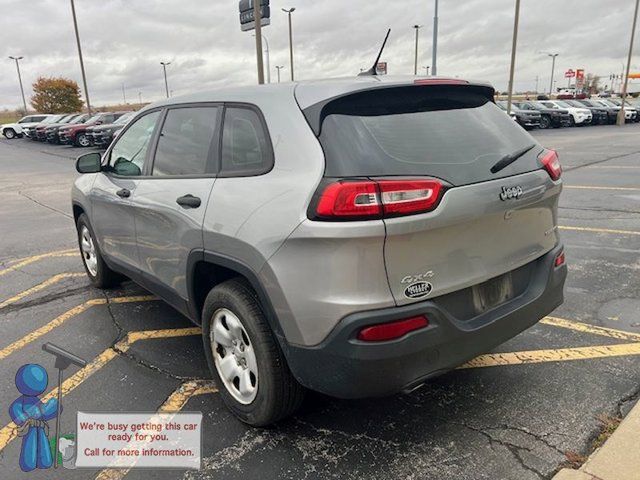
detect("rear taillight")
(540, 150), (562, 180)
(554, 251), (565, 267)
(357, 315), (429, 342)
(315, 179), (444, 220)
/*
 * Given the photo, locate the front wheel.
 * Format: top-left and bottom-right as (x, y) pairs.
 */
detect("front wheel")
(539, 116), (551, 129)
(569, 116), (576, 127)
(202, 279), (304, 426)
(76, 214), (121, 288)
(3, 128), (16, 139)
(76, 133), (90, 147)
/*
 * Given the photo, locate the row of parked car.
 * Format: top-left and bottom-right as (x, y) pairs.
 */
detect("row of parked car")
(496, 98), (639, 129)
(0, 110), (135, 147)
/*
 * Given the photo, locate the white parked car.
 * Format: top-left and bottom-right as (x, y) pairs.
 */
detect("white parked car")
(540, 100), (592, 126)
(1, 114), (53, 139)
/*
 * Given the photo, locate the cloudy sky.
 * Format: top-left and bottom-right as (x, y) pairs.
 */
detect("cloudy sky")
(1, 0), (638, 110)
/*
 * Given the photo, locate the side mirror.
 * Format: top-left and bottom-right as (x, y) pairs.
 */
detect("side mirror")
(76, 152), (102, 174)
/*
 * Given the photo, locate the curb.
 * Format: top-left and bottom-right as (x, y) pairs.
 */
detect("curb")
(553, 398), (640, 480)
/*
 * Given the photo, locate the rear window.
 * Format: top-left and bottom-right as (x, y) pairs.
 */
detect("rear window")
(314, 86), (540, 186)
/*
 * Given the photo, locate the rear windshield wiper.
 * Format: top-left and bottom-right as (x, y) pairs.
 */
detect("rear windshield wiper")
(490, 144), (536, 174)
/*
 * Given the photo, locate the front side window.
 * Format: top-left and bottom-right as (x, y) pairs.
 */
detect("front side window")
(152, 107), (219, 176)
(220, 107), (272, 176)
(109, 111), (160, 176)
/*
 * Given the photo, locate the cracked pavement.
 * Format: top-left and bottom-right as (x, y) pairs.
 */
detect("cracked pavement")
(0, 126), (639, 479)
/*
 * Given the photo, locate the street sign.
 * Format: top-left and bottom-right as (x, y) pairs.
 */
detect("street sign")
(239, 0), (270, 32)
(564, 69), (575, 78)
(376, 62), (388, 75)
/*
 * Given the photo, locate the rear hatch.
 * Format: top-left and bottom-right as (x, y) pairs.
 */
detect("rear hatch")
(304, 82), (562, 306)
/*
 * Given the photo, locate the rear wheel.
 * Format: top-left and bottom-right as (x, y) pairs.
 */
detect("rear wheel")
(539, 116), (551, 129)
(76, 214), (121, 288)
(3, 128), (16, 139)
(202, 279), (304, 426)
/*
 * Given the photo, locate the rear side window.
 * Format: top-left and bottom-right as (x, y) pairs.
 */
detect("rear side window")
(313, 86), (540, 186)
(152, 107), (219, 176)
(220, 107), (272, 176)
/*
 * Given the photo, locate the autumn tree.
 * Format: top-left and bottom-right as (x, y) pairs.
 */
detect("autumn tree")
(30, 77), (84, 113)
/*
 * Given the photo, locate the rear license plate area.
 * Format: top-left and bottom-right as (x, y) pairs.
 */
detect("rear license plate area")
(472, 272), (514, 314)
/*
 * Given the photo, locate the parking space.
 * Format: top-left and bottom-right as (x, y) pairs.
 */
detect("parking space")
(0, 126), (639, 479)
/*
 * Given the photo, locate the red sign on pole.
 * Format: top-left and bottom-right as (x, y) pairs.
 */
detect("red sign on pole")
(576, 69), (585, 89)
(564, 69), (576, 78)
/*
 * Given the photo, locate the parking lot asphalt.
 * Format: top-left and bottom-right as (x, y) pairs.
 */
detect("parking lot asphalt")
(0, 125), (638, 480)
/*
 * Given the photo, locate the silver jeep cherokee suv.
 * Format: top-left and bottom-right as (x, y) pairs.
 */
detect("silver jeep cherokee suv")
(72, 76), (567, 426)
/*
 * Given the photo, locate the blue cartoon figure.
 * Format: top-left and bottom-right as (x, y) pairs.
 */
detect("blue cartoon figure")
(9, 364), (59, 472)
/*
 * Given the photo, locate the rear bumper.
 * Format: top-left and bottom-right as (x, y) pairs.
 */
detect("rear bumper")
(284, 244), (566, 399)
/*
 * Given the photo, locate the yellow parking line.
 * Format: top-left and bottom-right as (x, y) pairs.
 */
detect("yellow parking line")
(584, 166), (640, 169)
(558, 225), (640, 236)
(0, 327), (202, 452)
(564, 185), (640, 191)
(0, 249), (77, 277)
(0, 272), (85, 309)
(0, 296), (156, 361)
(460, 343), (640, 369)
(95, 380), (217, 480)
(542, 316), (640, 342)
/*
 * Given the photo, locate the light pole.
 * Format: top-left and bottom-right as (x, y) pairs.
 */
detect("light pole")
(253, 0), (265, 84)
(506, 0), (521, 115)
(618, 0), (640, 125)
(432, 0), (439, 76)
(423, 66), (430, 76)
(121, 83), (126, 104)
(138, 91), (142, 104)
(542, 52), (559, 96)
(413, 25), (422, 75)
(254, 33), (271, 83)
(276, 65), (285, 83)
(282, 8), (296, 81)
(9, 56), (27, 113)
(69, 0), (91, 115)
(160, 62), (171, 98)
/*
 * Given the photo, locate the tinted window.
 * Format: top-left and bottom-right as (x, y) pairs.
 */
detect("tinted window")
(109, 111), (160, 176)
(314, 86), (540, 186)
(221, 107), (272, 175)
(152, 107), (219, 176)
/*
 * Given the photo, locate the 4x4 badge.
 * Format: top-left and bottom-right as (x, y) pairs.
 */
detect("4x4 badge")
(499, 186), (523, 201)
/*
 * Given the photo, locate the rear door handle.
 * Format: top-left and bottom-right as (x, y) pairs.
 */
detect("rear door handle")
(176, 194), (201, 208)
(116, 188), (130, 198)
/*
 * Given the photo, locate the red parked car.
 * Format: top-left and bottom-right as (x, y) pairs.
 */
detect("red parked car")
(58, 112), (127, 147)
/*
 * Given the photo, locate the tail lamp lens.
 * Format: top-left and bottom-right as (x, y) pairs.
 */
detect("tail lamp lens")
(540, 150), (562, 180)
(357, 315), (429, 342)
(554, 251), (565, 267)
(316, 179), (444, 219)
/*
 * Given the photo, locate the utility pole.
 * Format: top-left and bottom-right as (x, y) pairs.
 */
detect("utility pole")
(276, 65), (284, 83)
(138, 91), (142, 104)
(535, 75), (539, 93)
(69, 0), (91, 115)
(413, 25), (422, 75)
(283, 8), (296, 81)
(254, 0), (265, 84)
(423, 66), (430, 76)
(618, 0), (639, 125)
(160, 62), (171, 98)
(9, 56), (27, 113)
(431, 0), (439, 76)
(506, 0), (520, 115)
(121, 83), (126, 104)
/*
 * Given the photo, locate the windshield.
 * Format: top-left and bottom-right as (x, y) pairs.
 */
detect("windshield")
(86, 114), (103, 123)
(541, 102), (560, 109)
(565, 100), (583, 108)
(316, 86), (540, 186)
(554, 101), (572, 108)
(72, 114), (89, 124)
(42, 115), (64, 124)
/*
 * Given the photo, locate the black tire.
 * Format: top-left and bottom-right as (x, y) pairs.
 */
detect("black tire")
(76, 213), (121, 288)
(75, 133), (90, 147)
(202, 278), (304, 426)
(539, 116), (551, 129)
(569, 116), (576, 127)
(3, 128), (16, 139)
